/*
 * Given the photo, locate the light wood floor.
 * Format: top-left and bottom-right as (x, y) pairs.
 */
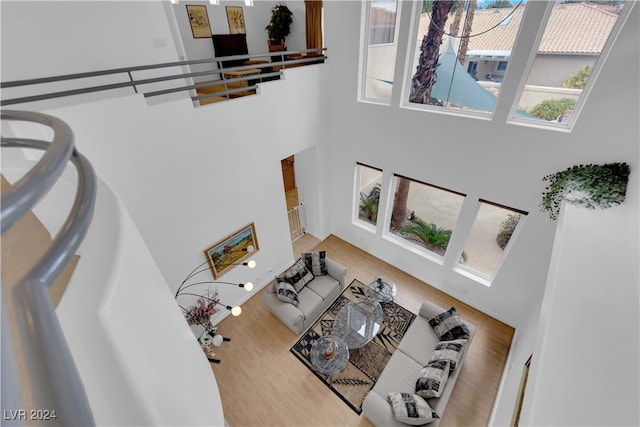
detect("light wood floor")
(213, 234), (514, 426)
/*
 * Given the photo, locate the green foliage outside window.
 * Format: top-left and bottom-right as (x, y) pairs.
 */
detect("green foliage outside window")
(563, 65), (592, 89)
(359, 183), (381, 224)
(496, 214), (520, 249)
(484, 0), (513, 8)
(401, 218), (467, 262)
(529, 98), (576, 121)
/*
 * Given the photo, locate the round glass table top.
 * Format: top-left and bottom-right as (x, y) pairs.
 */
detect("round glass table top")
(310, 336), (349, 376)
(332, 299), (384, 349)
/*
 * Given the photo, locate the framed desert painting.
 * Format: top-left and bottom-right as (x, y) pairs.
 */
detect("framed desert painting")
(204, 223), (258, 279)
(186, 5), (212, 38)
(226, 6), (246, 34)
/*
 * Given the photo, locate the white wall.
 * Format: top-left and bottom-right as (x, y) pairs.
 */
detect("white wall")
(523, 200), (639, 426)
(1, 150), (226, 426)
(59, 178), (226, 426)
(0, 1), (180, 79)
(293, 145), (326, 241)
(489, 300), (541, 425)
(43, 72), (326, 322)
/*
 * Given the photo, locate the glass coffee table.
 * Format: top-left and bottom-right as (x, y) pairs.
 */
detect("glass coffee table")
(310, 336), (349, 387)
(332, 299), (384, 352)
(366, 277), (397, 303)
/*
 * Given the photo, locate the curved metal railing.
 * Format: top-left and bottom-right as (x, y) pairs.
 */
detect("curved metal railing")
(1, 110), (97, 426)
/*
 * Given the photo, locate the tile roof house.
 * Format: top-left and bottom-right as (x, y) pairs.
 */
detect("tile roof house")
(419, 2), (621, 85)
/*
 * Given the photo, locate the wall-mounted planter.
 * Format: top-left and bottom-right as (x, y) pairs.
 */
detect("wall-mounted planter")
(540, 162), (630, 220)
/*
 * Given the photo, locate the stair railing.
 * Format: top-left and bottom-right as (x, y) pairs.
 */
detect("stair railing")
(1, 110), (97, 426)
(1, 48), (327, 107)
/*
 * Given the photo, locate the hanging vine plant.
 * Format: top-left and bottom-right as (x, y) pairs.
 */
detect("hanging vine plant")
(540, 162), (630, 220)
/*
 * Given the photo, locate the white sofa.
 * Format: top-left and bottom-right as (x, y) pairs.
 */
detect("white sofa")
(262, 256), (347, 335)
(362, 301), (476, 426)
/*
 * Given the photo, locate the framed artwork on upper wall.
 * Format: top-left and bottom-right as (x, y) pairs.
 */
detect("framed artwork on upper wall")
(226, 6), (246, 35)
(204, 223), (259, 279)
(186, 5), (212, 38)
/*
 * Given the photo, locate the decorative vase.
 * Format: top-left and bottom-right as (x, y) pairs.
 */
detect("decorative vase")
(323, 342), (336, 360)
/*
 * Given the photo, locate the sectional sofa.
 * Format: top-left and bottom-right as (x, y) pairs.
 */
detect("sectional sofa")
(362, 301), (476, 426)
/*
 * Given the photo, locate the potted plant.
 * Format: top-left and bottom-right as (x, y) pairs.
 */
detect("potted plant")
(265, 4), (293, 52)
(540, 162), (630, 220)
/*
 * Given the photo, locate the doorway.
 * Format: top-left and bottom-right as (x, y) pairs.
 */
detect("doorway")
(281, 155), (304, 241)
(281, 155), (298, 210)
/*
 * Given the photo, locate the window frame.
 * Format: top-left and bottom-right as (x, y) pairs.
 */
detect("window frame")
(453, 199), (528, 285)
(383, 173), (467, 263)
(386, 0), (636, 131)
(506, 1), (636, 132)
(353, 162), (384, 232)
(358, 0), (402, 104)
(399, 0), (505, 121)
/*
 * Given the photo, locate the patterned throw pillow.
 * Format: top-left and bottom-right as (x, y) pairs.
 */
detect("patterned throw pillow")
(387, 392), (439, 425)
(275, 278), (299, 306)
(428, 307), (470, 341)
(415, 359), (450, 399)
(302, 251), (328, 276)
(284, 258), (315, 292)
(429, 339), (468, 371)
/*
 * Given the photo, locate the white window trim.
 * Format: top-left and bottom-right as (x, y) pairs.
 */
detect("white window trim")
(381, 173), (466, 266)
(454, 208), (528, 286)
(353, 162), (383, 231)
(352, 162), (366, 225)
(358, 0), (402, 105)
(382, 229), (447, 266)
(399, 0), (494, 120)
(357, 1), (373, 102)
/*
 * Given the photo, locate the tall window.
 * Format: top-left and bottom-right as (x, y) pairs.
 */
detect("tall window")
(406, 1), (525, 116)
(360, 0), (400, 103)
(388, 175), (465, 260)
(356, 163), (383, 227)
(457, 200), (526, 282)
(510, 1), (630, 128)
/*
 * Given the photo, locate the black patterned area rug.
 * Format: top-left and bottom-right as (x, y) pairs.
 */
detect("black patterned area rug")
(290, 279), (416, 414)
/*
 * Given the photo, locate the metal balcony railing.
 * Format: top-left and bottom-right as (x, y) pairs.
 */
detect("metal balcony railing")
(1, 110), (97, 426)
(0, 48), (327, 107)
